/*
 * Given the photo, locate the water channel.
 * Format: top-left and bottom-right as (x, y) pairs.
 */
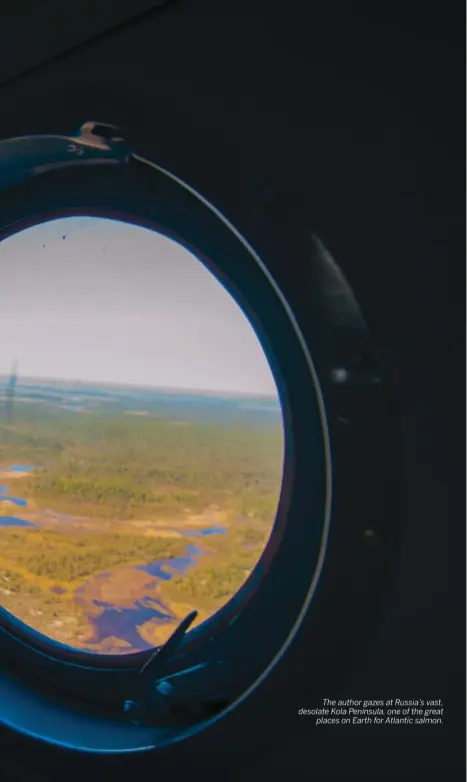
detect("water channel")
(0, 465), (226, 650)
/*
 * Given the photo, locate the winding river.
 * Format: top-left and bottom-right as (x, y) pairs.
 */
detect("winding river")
(0, 465), (226, 651)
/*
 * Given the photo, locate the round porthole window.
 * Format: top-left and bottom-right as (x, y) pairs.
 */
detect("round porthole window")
(0, 122), (370, 756)
(0, 214), (284, 656)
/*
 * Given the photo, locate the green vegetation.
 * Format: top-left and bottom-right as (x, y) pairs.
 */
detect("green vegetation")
(162, 522), (270, 612)
(0, 528), (190, 582)
(0, 390), (283, 651)
(1, 401), (283, 522)
(0, 568), (42, 595)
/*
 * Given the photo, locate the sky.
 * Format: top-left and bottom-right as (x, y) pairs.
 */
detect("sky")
(0, 216), (278, 396)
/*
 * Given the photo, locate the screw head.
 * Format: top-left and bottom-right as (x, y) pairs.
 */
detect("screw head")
(156, 680), (173, 697)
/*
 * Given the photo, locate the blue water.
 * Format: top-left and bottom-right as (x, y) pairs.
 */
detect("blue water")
(88, 600), (174, 650)
(135, 544), (201, 579)
(0, 460), (239, 651)
(182, 525), (226, 538)
(12, 379), (282, 429)
(82, 544), (203, 648)
(0, 473), (31, 524)
(0, 516), (35, 527)
(76, 550), (197, 650)
(0, 496), (28, 507)
(135, 561), (173, 580)
(200, 525), (226, 536)
(176, 542), (201, 559)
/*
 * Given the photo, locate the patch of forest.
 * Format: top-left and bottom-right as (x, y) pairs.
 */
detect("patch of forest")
(1, 400), (283, 522)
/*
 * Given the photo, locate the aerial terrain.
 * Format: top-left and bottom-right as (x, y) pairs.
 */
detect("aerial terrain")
(0, 377), (283, 654)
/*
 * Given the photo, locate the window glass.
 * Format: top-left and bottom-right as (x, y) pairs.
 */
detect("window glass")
(0, 216), (284, 654)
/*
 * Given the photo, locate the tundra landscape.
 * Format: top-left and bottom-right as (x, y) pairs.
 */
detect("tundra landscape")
(0, 378), (283, 653)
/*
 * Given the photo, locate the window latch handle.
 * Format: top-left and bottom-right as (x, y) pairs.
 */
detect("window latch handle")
(123, 610), (198, 723)
(123, 610), (232, 724)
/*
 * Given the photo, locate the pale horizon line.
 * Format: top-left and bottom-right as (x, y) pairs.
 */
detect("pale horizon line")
(0, 371), (279, 401)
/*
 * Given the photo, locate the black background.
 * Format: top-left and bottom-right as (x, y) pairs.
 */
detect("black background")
(0, 1), (465, 780)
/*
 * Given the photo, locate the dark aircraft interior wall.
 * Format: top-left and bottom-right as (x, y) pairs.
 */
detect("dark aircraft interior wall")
(0, 1), (464, 780)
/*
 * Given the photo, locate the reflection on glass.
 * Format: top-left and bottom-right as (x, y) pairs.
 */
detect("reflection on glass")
(0, 216), (284, 654)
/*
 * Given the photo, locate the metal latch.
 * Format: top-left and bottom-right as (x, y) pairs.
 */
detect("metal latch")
(0, 120), (131, 194)
(123, 611), (230, 724)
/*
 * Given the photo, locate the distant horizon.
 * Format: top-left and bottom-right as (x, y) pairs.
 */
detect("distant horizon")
(0, 371), (280, 401)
